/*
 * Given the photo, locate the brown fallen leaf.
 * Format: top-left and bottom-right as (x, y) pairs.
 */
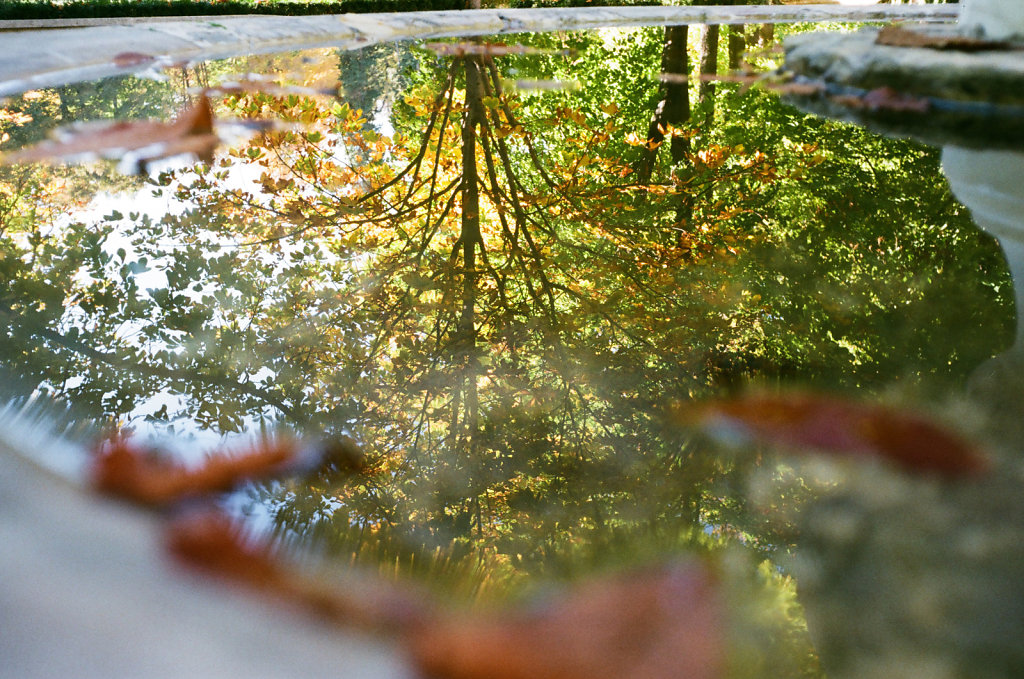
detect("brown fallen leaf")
(863, 86), (930, 112)
(203, 79), (339, 98)
(424, 42), (575, 57)
(689, 392), (989, 478)
(1, 95), (219, 169)
(166, 507), (724, 679)
(113, 51), (156, 68)
(410, 563), (724, 679)
(92, 433), (303, 507)
(165, 509), (430, 633)
(876, 25), (1021, 52)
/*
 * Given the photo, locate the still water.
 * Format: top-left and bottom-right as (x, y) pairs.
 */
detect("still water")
(2, 16), (1022, 679)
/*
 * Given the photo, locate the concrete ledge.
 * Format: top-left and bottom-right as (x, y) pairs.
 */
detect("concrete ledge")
(0, 5), (960, 97)
(782, 26), (1024, 150)
(0, 14), (257, 29)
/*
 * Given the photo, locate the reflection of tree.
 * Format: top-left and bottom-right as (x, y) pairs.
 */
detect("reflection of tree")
(0, 29), (1015, 634)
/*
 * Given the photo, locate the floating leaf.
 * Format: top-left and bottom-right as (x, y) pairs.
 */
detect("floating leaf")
(424, 42), (575, 57)
(166, 508), (433, 632)
(1, 95), (220, 170)
(113, 51), (156, 68)
(833, 86), (930, 114)
(166, 502), (723, 679)
(91, 434), (317, 506)
(690, 392), (989, 478)
(410, 563), (724, 679)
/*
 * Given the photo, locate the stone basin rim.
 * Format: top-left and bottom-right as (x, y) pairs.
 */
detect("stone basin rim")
(0, 4), (958, 98)
(781, 25), (1024, 150)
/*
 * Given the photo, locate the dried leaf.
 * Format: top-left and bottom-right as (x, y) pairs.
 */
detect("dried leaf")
(858, 86), (930, 113)
(876, 25), (1020, 52)
(167, 510), (284, 588)
(113, 51), (156, 68)
(204, 79), (339, 98)
(1, 95), (219, 168)
(410, 563), (724, 679)
(829, 93), (869, 109)
(168, 507), (723, 679)
(691, 392), (989, 478)
(770, 81), (826, 97)
(166, 508), (431, 632)
(805, 86), (930, 114)
(424, 42), (574, 57)
(92, 434), (301, 506)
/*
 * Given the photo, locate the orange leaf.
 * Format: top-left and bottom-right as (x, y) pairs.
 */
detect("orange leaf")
(2, 95), (219, 168)
(410, 563), (724, 679)
(691, 392), (988, 478)
(166, 510), (284, 588)
(92, 434), (299, 506)
(113, 51), (156, 68)
(166, 508), (430, 632)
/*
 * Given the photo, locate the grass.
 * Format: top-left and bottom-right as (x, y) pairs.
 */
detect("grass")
(0, 0), (666, 21)
(0, 0), (471, 21)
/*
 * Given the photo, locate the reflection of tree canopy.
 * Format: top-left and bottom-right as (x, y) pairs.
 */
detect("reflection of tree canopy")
(0, 29), (1015, 617)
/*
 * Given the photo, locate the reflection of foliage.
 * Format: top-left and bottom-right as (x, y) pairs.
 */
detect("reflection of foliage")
(338, 43), (417, 127)
(0, 75), (179, 150)
(0, 29), (1013, 676)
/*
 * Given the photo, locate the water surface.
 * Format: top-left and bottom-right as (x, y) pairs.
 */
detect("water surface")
(1, 18), (1018, 678)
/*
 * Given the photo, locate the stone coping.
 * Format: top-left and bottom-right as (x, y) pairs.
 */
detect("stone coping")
(0, 4), (958, 97)
(0, 14), (259, 29)
(782, 26), (1024, 150)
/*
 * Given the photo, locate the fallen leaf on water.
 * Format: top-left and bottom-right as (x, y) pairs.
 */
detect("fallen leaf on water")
(165, 508), (431, 633)
(411, 563), (724, 679)
(688, 392), (989, 478)
(167, 510), (283, 588)
(1, 95), (219, 169)
(92, 433), (309, 507)
(425, 42), (575, 57)
(836, 86), (931, 114)
(113, 51), (156, 68)
(166, 503), (724, 679)
(861, 86), (929, 112)
(203, 78), (339, 98)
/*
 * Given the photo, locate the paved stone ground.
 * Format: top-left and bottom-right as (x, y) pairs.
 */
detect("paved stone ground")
(0, 5), (957, 97)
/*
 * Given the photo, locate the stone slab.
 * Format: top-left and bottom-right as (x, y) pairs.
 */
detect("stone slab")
(0, 5), (959, 97)
(782, 26), (1024, 150)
